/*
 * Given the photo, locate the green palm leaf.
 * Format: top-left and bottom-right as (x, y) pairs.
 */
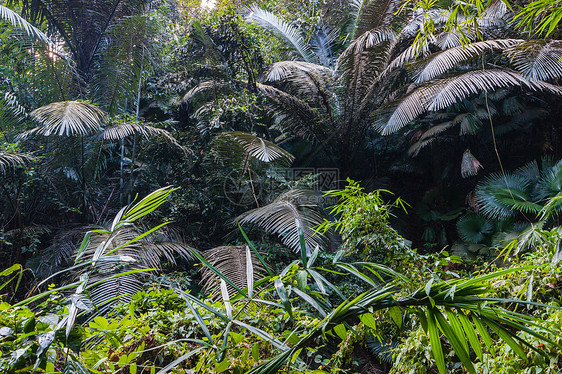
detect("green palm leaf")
(413, 39), (522, 83)
(0, 4), (49, 42)
(245, 5), (316, 63)
(376, 70), (562, 135)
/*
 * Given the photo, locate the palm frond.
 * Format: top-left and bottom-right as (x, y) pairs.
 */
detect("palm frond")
(0, 151), (35, 173)
(475, 173), (542, 219)
(256, 83), (321, 139)
(236, 189), (327, 254)
(413, 39), (522, 83)
(310, 26), (338, 68)
(200, 245), (267, 298)
(245, 5), (316, 63)
(407, 121), (455, 156)
(220, 131), (294, 164)
(457, 214), (494, 243)
(505, 40), (562, 81)
(70, 187), (192, 312)
(536, 160), (562, 201)
(461, 149), (483, 178)
(352, 0), (403, 38)
(0, 4), (49, 42)
(25, 101), (107, 137)
(266, 61), (333, 83)
(181, 80), (233, 103)
(336, 27), (396, 74)
(376, 70), (562, 135)
(99, 120), (180, 148)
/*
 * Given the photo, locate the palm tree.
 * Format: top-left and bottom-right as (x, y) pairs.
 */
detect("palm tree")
(14, 0), (149, 81)
(19, 101), (182, 219)
(234, 1), (562, 175)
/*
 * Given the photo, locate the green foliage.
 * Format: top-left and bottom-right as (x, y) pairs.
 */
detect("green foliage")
(316, 179), (410, 262)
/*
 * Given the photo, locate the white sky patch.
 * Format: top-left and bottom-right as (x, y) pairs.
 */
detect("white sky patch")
(201, 0), (217, 9)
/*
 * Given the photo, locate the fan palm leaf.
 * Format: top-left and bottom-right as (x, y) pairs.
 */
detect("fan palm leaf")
(536, 160), (562, 201)
(25, 101), (107, 137)
(236, 189), (327, 254)
(457, 214), (494, 243)
(475, 173), (542, 219)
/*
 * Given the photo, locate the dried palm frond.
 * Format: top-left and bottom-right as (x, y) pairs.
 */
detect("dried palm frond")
(407, 121), (455, 156)
(461, 149), (483, 178)
(24, 101), (107, 137)
(236, 189), (327, 254)
(505, 40), (562, 81)
(200, 245), (267, 298)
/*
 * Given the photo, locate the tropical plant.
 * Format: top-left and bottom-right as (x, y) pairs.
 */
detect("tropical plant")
(475, 158), (562, 220)
(237, 1), (562, 176)
(0, 4), (48, 42)
(316, 178), (410, 262)
(236, 189), (327, 254)
(0, 186), (188, 373)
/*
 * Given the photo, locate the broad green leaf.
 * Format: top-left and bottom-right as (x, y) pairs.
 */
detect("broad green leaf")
(389, 306), (402, 328)
(333, 324), (347, 340)
(360, 313), (377, 330)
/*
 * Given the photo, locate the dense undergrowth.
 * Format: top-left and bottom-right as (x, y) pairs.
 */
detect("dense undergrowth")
(2, 0), (562, 372)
